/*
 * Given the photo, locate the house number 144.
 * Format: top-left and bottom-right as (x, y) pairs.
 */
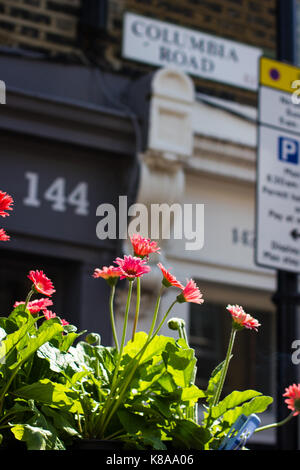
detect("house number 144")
(23, 172), (89, 216)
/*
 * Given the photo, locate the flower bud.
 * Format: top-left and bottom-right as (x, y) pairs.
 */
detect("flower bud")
(85, 333), (101, 346)
(168, 317), (185, 331)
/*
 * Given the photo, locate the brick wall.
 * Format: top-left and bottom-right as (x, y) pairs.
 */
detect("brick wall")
(0, 0), (277, 105)
(0, 0), (81, 55)
(106, 0), (277, 105)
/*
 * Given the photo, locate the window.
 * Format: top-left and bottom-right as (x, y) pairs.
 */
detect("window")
(189, 300), (276, 398)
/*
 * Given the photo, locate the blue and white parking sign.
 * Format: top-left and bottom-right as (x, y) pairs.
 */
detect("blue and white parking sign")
(278, 136), (299, 164)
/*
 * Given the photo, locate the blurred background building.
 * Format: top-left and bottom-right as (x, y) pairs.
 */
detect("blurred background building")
(0, 0), (299, 449)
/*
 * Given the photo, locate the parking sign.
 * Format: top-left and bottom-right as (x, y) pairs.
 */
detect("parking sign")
(278, 137), (299, 164)
(256, 57), (300, 272)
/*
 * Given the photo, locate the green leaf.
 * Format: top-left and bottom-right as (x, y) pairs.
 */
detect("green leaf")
(181, 385), (206, 406)
(210, 390), (263, 420)
(0, 327), (6, 342)
(168, 420), (211, 450)
(41, 406), (79, 438)
(10, 320), (63, 370)
(69, 341), (116, 383)
(37, 342), (82, 376)
(10, 400), (66, 450)
(13, 379), (82, 413)
(205, 357), (233, 405)
(150, 395), (175, 419)
(118, 409), (147, 435)
(11, 423), (65, 450)
(0, 313), (36, 364)
(58, 332), (81, 353)
(117, 409), (166, 450)
(157, 372), (177, 393)
(162, 342), (196, 388)
(122, 333), (171, 366)
(8, 306), (35, 327)
(219, 395), (273, 431)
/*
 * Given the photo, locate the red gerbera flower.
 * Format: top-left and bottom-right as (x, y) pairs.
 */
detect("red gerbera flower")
(0, 229), (10, 241)
(130, 233), (160, 258)
(157, 263), (184, 289)
(28, 270), (56, 297)
(283, 384), (300, 416)
(177, 279), (204, 304)
(43, 309), (57, 320)
(14, 297), (53, 314)
(114, 255), (151, 279)
(93, 266), (123, 287)
(60, 318), (69, 326)
(0, 191), (13, 218)
(226, 304), (260, 331)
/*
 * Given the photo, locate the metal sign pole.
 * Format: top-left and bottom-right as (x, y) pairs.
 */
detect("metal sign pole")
(273, 271), (299, 449)
(275, 0), (299, 450)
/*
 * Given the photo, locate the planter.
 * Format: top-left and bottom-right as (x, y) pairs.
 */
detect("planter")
(0, 439), (27, 451)
(70, 439), (124, 451)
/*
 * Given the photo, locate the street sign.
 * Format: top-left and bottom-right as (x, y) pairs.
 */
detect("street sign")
(256, 57), (300, 272)
(122, 12), (262, 91)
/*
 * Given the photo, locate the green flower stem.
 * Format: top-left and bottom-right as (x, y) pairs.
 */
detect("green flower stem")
(179, 324), (188, 343)
(131, 276), (141, 342)
(119, 280), (133, 353)
(212, 327), (237, 407)
(150, 299), (178, 339)
(98, 280), (134, 432)
(23, 288), (34, 312)
(109, 284), (119, 352)
(110, 279), (133, 387)
(254, 412), (295, 433)
(148, 285), (165, 338)
(100, 298), (178, 437)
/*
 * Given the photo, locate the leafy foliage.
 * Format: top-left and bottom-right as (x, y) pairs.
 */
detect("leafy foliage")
(0, 306), (274, 450)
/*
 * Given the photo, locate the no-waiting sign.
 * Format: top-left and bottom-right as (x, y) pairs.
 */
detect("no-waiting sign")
(256, 57), (300, 273)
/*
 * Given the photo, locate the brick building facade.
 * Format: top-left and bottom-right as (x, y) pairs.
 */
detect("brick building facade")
(0, 0), (277, 104)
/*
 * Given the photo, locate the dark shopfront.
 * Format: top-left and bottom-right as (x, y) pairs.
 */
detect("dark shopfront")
(0, 55), (138, 344)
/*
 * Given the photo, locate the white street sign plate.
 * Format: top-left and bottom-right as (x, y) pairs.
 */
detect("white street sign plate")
(122, 12), (262, 91)
(256, 124), (300, 272)
(256, 57), (300, 272)
(259, 86), (300, 135)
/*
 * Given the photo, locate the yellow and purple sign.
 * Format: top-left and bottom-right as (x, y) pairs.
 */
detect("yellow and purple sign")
(260, 57), (300, 94)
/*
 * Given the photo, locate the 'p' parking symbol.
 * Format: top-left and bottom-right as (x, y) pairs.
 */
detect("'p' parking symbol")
(278, 136), (299, 165)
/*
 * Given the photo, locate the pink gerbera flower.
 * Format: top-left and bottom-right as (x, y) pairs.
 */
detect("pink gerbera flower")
(28, 270), (56, 297)
(177, 279), (204, 304)
(283, 384), (300, 416)
(114, 255), (151, 280)
(226, 304), (260, 331)
(0, 191), (13, 217)
(14, 297), (53, 314)
(157, 263), (184, 289)
(93, 266), (122, 280)
(60, 318), (69, 326)
(93, 266), (123, 286)
(0, 229), (10, 241)
(130, 233), (160, 258)
(43, 309), (57, 320)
